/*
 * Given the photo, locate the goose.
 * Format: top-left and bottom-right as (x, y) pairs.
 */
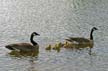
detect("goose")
(5, 32), (40, 52)
(45, 44), (52, 51)
(65, 27), (98, 49)
(52, 42), (63, 52)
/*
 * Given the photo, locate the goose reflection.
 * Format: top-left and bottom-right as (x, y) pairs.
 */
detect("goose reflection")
(27, 59), (39, 71)
(9, 50), (39, 57)
(63, 41), (93, 49)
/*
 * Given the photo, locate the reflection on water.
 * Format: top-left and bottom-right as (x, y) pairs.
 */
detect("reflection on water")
(63, 41), (93, 49)
(27, 62), (38, 71)
(9, 50), (39, 57)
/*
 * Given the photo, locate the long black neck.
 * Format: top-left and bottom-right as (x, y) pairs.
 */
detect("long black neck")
(90, 29), (94, 40)
(30, 34), (37, 45)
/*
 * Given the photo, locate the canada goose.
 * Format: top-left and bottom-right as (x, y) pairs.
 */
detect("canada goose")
(65, 27), (98, 49)
(5, 32), (40, 52)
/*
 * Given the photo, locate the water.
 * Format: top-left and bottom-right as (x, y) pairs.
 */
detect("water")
(0, 0), (108, 71)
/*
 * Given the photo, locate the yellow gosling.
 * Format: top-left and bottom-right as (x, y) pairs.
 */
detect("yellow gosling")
(53, 42), (63, 49)
(52, 42), (64, 52)
(63, 41), (74, 48)
(45, 44), (52, 51)
(57, 42), (64, 47)
(52, 44), (58, 50)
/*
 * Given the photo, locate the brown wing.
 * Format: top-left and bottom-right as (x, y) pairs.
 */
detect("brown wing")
(65, 37), (93, 48)
(66, 37), (90, 43)
(5, 43), (36, 51)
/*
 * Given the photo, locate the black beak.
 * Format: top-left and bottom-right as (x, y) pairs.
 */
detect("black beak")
(93, 27), (98, 30)
(95, 28), (98, 30)
(36, 33), (40, 36)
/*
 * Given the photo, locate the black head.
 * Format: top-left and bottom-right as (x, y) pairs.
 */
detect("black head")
(32, 32), (40, 36)
(92, 27), (98, 31)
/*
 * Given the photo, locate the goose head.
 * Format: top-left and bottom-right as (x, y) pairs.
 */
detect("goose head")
(32, 32), (40, 36)
(30, 32), (40, 46)
(92, 27), (98, 31)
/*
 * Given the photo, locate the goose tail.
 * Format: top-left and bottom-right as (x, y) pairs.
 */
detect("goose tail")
(5, 45), (14, 50)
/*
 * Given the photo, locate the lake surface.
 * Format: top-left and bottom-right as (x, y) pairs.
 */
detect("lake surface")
(0, 0), (108, 71)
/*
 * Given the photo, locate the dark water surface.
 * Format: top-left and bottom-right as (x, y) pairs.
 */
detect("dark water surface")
(0, 0), (108, 71)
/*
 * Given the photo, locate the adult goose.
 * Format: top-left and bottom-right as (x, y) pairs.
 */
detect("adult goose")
(65, 27), (98, 49)
(5, 32), (40, 52)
